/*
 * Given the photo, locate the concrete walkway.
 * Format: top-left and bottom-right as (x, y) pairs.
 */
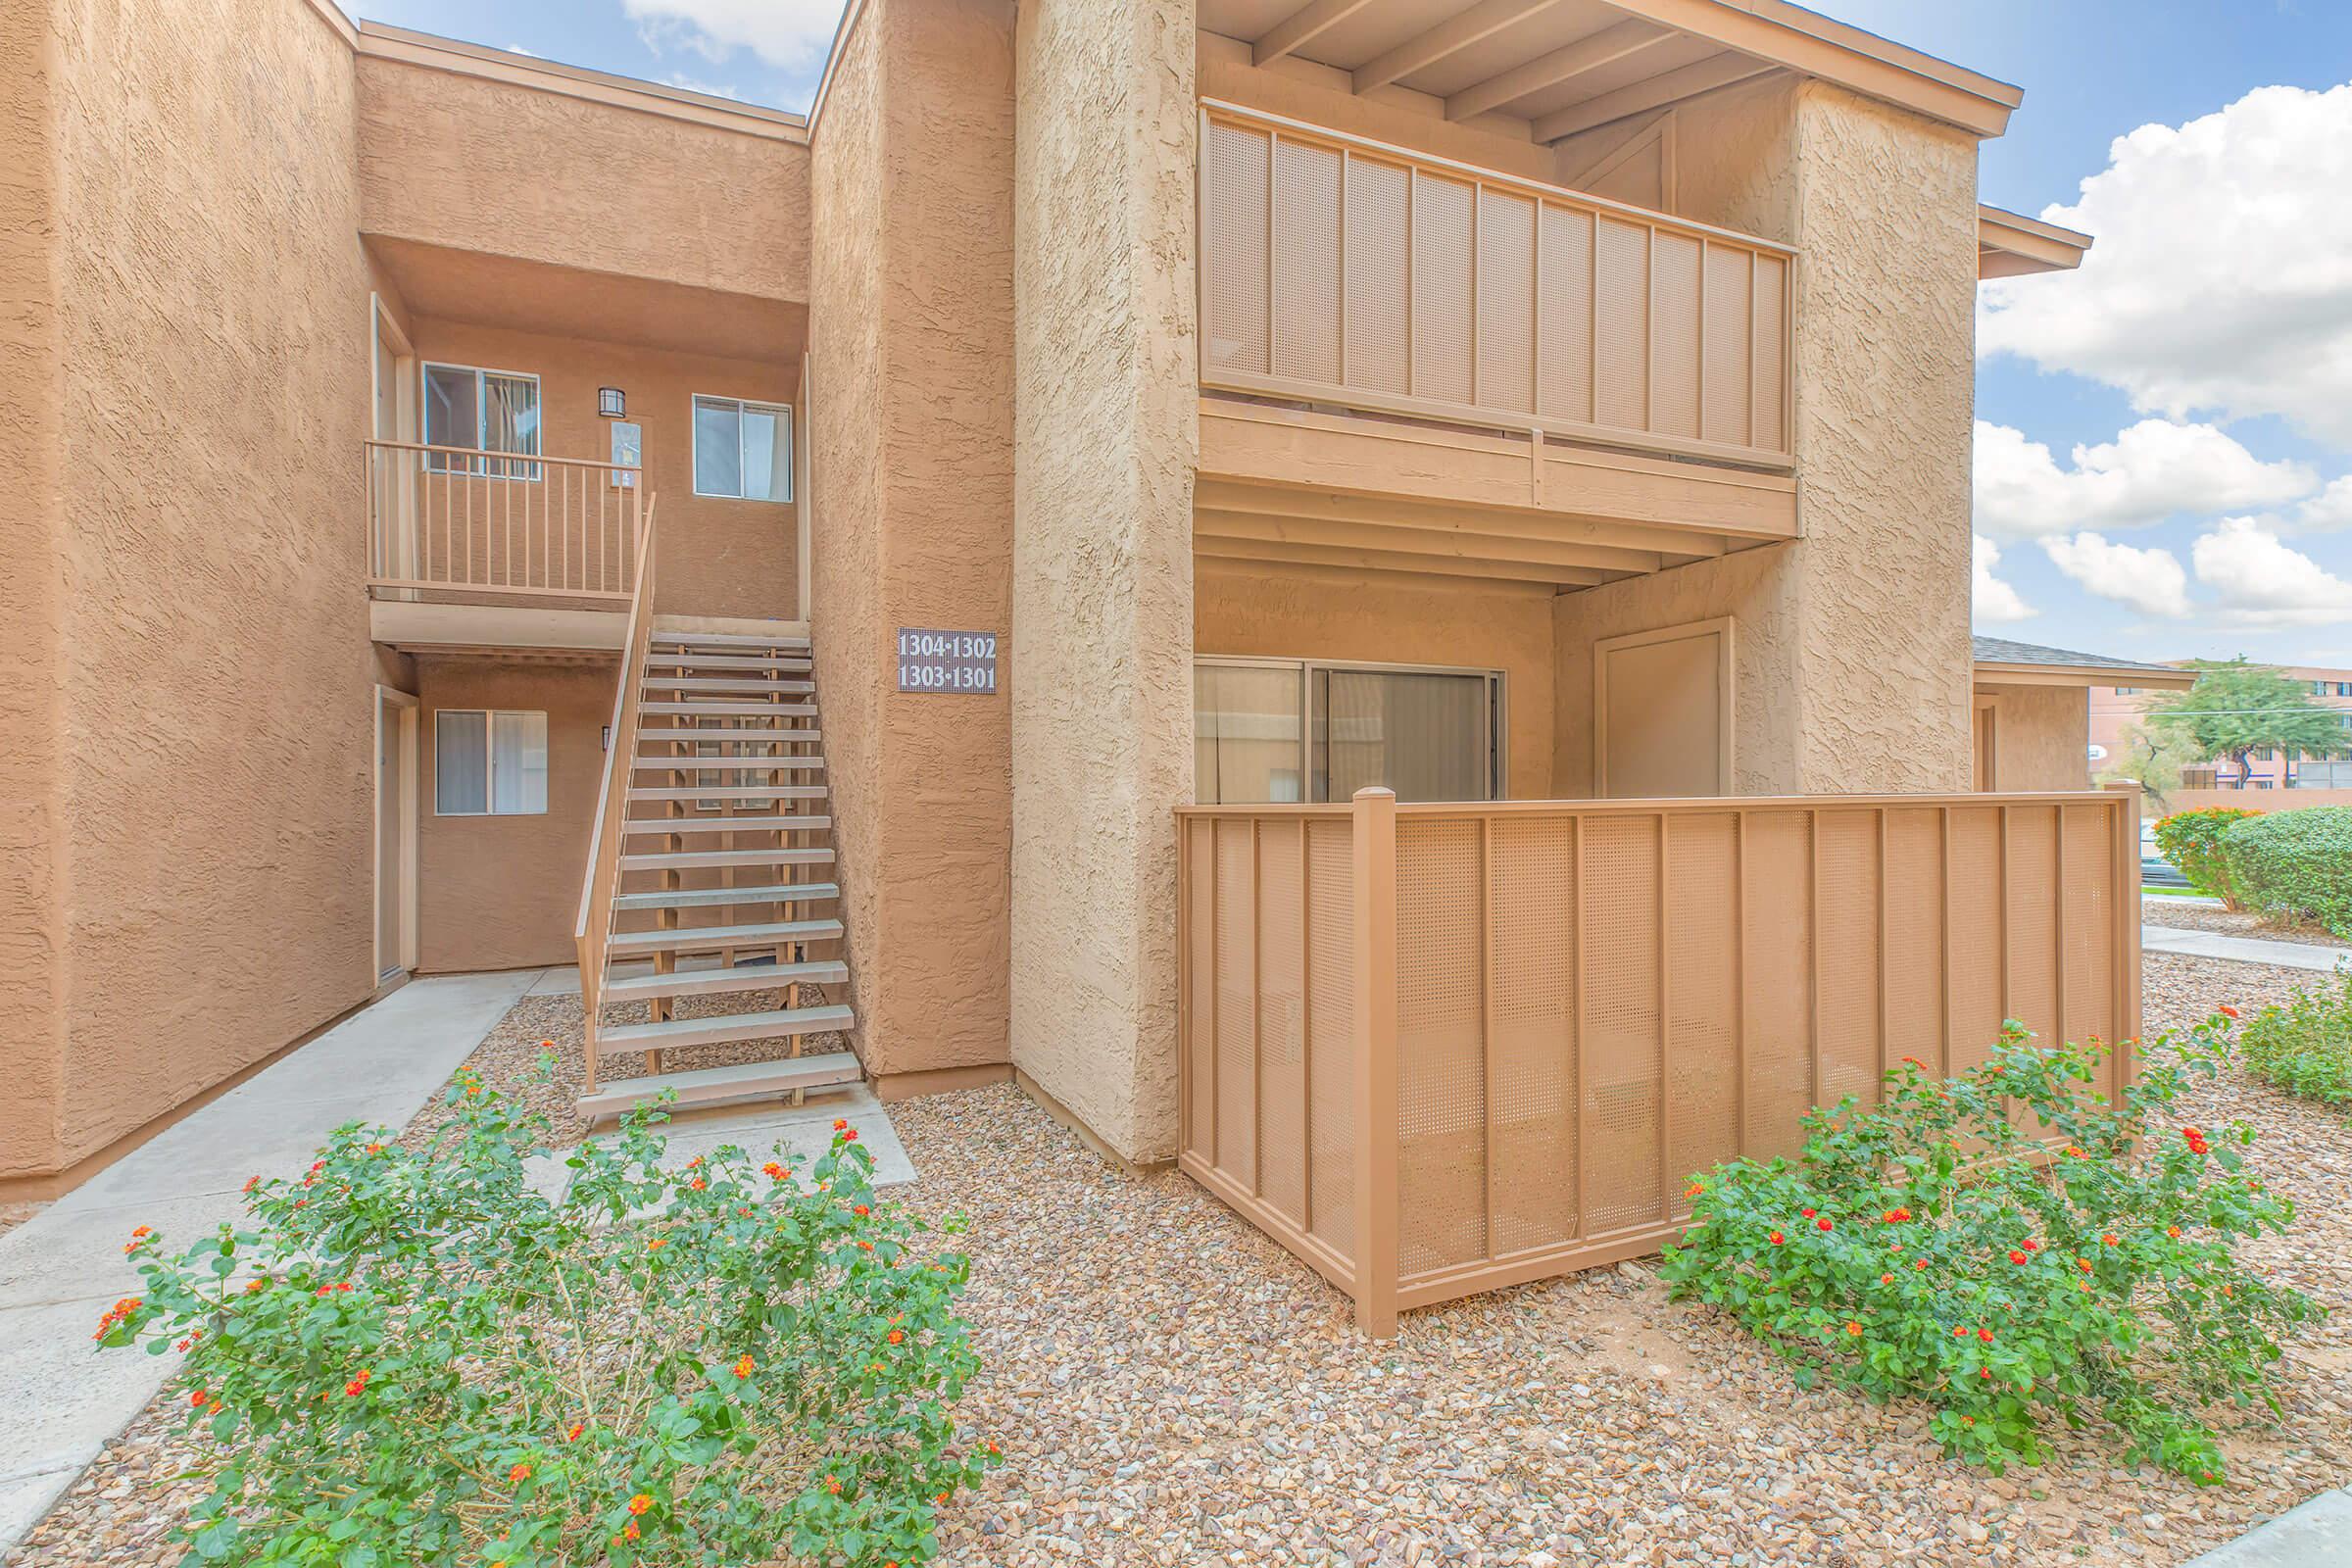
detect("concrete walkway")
(2182, 1485), (2352, 1566)
(0, 970), (540, 1550)
(2142, 924), (2350, 973)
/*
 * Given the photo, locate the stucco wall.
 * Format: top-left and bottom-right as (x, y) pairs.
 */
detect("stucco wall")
(1009, 0), (1200, 1165)
(3, 0), (376, 1180)
(415, 658), (612, 972)
(809, 0), (1018, 1087)
(403, 317), (801, 619)
(1979, 682), (2087, 793)
(356, 53), (810, 306)
(1552, 77), (1977, 801)
(1197, 570), (1556, 800)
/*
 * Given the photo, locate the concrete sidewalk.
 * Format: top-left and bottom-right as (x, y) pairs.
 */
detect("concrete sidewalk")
(2181, 1485), (2352, 1566)
(2142, 924), (2350, 973)
(0, 968), (545, 1551)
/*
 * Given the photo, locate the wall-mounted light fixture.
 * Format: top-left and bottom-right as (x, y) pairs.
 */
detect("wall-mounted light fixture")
(597, 386), (626, 418)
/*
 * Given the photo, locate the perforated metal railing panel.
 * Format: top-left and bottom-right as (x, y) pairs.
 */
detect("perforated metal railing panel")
(1175, 792), (2140, 1326)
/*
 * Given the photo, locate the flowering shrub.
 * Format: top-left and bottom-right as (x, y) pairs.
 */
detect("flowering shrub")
(2224, 806), (2352, 940)
(1658, 1017), (2318, 1482)
(100, 1066), (996, 1566)
(2153, 806), (2262, 906)
(2240, 967), (2352, 1106)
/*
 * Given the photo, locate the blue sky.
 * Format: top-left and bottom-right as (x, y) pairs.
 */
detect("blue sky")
(347, 0), (2352, 669)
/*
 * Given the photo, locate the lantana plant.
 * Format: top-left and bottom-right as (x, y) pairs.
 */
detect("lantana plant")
(100, 1064), (997, 1566)
(1658, 1014), (2318, 1482)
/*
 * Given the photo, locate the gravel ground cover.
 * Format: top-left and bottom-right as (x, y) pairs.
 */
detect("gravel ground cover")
(2142, 901), (2350, 952)
(13, 954), (2351, 1567)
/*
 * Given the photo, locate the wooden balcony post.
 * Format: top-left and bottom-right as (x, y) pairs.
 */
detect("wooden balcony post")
(2104, 780), (2144, 1100)
(1350, 786), (1401, 1339)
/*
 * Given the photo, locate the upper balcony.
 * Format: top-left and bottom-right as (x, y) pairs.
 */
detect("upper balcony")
(1200, 99), (1793, 472)
(366, 438), (650, 652)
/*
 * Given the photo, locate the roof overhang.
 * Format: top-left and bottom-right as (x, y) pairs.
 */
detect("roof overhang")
(1198, 0), (2022, 143)
(1974, 660), (2196, 691)
(1978, 204), (2092, 280)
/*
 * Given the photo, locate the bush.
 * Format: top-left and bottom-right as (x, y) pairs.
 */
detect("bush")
(100, 1066), (997, 1567)
(2240, 968), (2352, 1105)
(2154, 807), (2263, 906)
(2225, 806), (2352, 940)
(1657, 1019), (2319, 1482)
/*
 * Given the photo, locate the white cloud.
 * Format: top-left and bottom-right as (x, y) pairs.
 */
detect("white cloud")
(1973, 417), (2314, 540)
(2040, 532), (2192, 618)
(1979, 82), (2352, 443)
(1971, 534), (2034, 623)
(2191, 516), (2352, 627)
(2297, 475), (2352, 532)
(624, 0), (847, 72)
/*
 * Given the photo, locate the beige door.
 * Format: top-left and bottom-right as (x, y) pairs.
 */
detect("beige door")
(1594, 619), (1732, 798)
(375, 689), (417, 982)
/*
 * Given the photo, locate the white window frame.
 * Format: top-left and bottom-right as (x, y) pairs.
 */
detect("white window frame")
(1193, 655), (1506, 805)
(433, 709), (550, 817)
(691, 394), (794, 502)
(420, 362), (543, 480)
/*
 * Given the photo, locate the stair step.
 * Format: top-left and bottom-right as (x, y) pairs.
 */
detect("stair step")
(640, 677), (817, 695)
(603, 958), (849, 1004)
(614, 881), (839, 910)
(578, 1048), (860, 1119)
(631, 757), (825, 773)
(623, 809), (828, 833)
(643, 653), (812, 671)
(629, 786), (822, 804)
(620, 848), (836, 871)
(638, 727), (823, 747)
(653, 631), (811, 651)
(609, 917), (844, 953)
(640, 702), (817, 717)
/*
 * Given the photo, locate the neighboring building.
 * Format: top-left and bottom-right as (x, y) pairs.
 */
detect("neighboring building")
(2091, 664), (2352, 790)
(1973, 638), (2196, 791)
(4, 0), (2112, 1192)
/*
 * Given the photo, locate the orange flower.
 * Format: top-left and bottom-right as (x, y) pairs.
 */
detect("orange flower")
(364, 1143), (383, 1154)
(833, 1118), (849, 1132)
(1879, 1273), (1894, 1285)
(825, 1477), (842, 1495)
(2218, 1004), (2240, 1019)
(647, 1238), (668, 1251)
(565, 1421), (586, 1442)
(689, 1177), (708, 1191)
(887, 1329), (905, 1345)
(627, 1494), (654, 1516)
(509, 1463), (531, 1484)
(1684, 1182), (1705, 1199)
(2101, 1233), (2120, 1247)
(242, 1175), (261, 1194)
(2167, 1225), (2182, 1239)
(189, 1388), (209, 1407)
(853, 1203), (870, 1218)
(762, 1161), (786, 1180)
(1844, 1321), (1863, 1337)
(622, 1523), (640, 1542)
(857, 1239), (875, 1252)
(733, 1354), (756, 1378)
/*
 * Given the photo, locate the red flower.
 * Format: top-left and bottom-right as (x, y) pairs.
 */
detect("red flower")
(628, 1494), (654, 1516)
(689, 1177), (708, 1191)
(762, 1162), (786, 1181)
(1879, 1272), (1894, 1285)
(2167, 1225), (2183, 1239)
(189, 1388), (209, 1407)
(2022, 1239), (2039, 1252)
(853, 1203), (870, 1218)
(2101, 1233), (2120, 1247)
(1843, 1321), (1864, 1337)
(1816, 1217), (1833, 1233)
(622, 1523), (640, 1543)
(857, 1239), (875, 1251)
(241, 1175), (260, 1194)
(733, 1354), (756, 1378)
(1768, 1231), (1786, 1247)
(824, 1477), (843, 1496)
(843, 1129), (859, 1143)
(2218, 1004), (2240, 1019)
(1952, 1326), (1970, 1339)
(1801, 1208), (1816, 1219)
(1980, 1368), (1992, 1379)
(1979, 1328), (1994, 1343)
(344, 1370), (369, 1396)
(566, 1421), (586, 1442)
(2008, 1250), (2028, 1265)
(509, 1463), (531, 1484)
(1912, 1258), (1929, 1271)
(2077, 1258), (2093, 1272)
(833, 1118), (849, 1132)
(887, 1329), (905, 1345)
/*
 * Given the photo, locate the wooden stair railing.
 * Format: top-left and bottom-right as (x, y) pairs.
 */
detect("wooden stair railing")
(575, 497), (661, 1095)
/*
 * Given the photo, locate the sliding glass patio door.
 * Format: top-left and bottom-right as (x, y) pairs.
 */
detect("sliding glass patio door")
(1194, 658), (1501, 805)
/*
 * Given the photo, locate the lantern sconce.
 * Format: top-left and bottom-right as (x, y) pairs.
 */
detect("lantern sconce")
(597, 386), (626, 418)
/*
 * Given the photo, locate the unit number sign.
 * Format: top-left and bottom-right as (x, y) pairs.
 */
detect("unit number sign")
(897, 628), (999, 694)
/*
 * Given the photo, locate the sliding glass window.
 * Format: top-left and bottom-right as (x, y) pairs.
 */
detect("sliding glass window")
(1193, 658), (1501, 805)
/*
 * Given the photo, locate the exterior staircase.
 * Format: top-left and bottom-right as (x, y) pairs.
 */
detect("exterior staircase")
(574, 613), (860, 1120)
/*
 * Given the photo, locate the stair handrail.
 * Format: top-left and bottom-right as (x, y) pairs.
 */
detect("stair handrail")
(574, 494), (660, 1094)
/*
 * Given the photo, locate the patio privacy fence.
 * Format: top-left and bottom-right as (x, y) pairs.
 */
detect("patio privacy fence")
(1175, 788), (2142, 1335)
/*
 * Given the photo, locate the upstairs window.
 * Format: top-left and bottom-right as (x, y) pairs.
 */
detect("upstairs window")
(693, 395), (791, 502)
(423, 364), (541, 478)
(435, 710), (549, 815)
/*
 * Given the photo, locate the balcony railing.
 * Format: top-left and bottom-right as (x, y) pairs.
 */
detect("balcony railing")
(1177, 787), (2141, 1334)
(1199, 101), (1795, 469)
(366, 439), (645, 605)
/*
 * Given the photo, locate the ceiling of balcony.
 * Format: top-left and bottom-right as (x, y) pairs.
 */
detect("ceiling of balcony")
(1199, 0), (2021, 141)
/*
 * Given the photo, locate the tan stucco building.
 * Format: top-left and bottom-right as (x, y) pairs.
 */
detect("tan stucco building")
(4, 0), (2125, 1194)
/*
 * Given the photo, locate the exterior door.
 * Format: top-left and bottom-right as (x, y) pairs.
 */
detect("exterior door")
(375, 688), (417, 983)
(1594, 619), (1733, 798)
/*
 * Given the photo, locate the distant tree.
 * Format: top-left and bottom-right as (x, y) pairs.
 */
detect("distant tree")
(2145, 660), (2346, 787)
(2097, 720), (2203, 811)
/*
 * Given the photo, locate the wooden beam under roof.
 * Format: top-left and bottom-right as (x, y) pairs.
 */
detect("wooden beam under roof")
(1531, 51), (1772, 141)
(1195, 509), (1669, 574)
(1351, 0), (1565, 96)
(1253, 0), (1381, 66)
(1191, 481), (1729, 564)
(1196, 554), (1560, 598)
(1194, 528), (1624, 587)
(1445, 17), (1676, 122)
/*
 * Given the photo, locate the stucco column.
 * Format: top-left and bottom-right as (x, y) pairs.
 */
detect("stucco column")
(1784, 81), (1979, 792)
(1008, 0), (1199, 1164)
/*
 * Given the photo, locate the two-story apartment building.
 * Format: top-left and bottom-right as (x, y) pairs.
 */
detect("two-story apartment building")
(5, 0), (2123, 1227)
